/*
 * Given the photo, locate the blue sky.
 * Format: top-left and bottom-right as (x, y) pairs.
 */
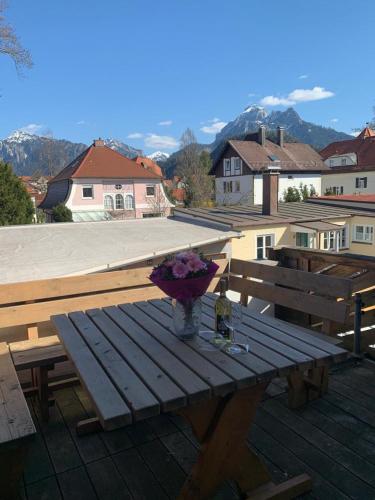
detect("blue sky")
(1, 0), (374, 153)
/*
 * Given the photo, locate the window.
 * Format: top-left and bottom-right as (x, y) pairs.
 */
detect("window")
(356, 177), (368, 189)
(124, 194), (134, 210)
(104, 195), (114, 210)
(353, 225), (374, 243)
(296, 232), (309, 248)
(332, 186), (344, 195)
(146, 185), (155, 197)
(115, 184), (122, 190)
(341, 158), (347, 166)
(82, 185), (93, 199)
(323, 231), (336, 251)
(223, 181), (240, 193)
(224, 159), (231, 176)
(115, 193), (124, 209)
(288, 175), (294, 180)
(232, 157), (242, 175)
(329, 159), (334, 167)
(339, 226), (348, 249)
(256, 234), (274, 259)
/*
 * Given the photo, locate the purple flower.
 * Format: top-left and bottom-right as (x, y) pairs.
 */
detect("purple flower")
(172, 261), (189, 279)
(187, 258), (206, 273)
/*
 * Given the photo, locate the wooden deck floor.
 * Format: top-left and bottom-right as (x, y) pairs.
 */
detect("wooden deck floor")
(18, 360), (375, 500)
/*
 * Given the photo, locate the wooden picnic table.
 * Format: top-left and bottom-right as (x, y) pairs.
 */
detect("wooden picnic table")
(52, 294), (348, 500)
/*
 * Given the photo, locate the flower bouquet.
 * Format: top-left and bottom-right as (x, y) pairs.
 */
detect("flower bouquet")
(150, 251), (219, 340)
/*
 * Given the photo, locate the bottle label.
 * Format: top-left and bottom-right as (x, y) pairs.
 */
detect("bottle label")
(216, 314), (230, 339)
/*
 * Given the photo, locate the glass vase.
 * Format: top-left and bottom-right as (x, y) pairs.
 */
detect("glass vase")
(172, 297), (202, 341)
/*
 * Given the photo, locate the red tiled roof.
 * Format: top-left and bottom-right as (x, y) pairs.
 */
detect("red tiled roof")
(171, 188), (186, 202)
(320, 127), (375, 168)
(51, 143), (162, 183)
(318, 194), (375, 203)
(134, 156), (163, 177)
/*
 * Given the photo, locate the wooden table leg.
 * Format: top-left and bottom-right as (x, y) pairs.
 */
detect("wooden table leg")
(178, 382), (312, 500)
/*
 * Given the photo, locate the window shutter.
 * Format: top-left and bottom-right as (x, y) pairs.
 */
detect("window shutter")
(355, 178), (359, 188)
(365, 177), (368, 188)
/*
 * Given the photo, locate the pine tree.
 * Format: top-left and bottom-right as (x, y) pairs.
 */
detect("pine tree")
(283, 187), (301, 202)
(0, 161), (34, 225)
(52, 203), (73, 222)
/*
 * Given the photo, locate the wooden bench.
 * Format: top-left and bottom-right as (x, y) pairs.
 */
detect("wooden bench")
(0, 259), (228, 419)
(229, 258), (353, 407)
(9, 336), (69, 421)
(0, 342), (36, 498)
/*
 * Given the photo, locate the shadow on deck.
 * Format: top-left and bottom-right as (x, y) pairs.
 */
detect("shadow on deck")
(20, 360), (375, 500)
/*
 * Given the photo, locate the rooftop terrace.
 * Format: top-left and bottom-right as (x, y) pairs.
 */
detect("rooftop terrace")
(19, 360), (375, 499)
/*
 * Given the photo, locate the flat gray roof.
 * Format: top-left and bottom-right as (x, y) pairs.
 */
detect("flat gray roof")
(174, 202), (375, 229)
(0, 218), (238, 284)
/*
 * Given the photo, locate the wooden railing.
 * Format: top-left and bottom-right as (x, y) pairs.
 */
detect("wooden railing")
(0, 258), (229, 341)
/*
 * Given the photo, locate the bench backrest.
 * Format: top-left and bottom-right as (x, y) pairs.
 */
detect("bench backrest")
(0, 258), (229, 340)
(229, 258), (353, 325)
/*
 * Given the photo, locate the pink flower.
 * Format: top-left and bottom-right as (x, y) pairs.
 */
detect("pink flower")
(172, 261), (189, 279)
(164, 259), (175, 268)
(187, 258), (206, 273)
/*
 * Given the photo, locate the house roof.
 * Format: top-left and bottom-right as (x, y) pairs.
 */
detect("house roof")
(174, 201), (374, 229)
(317, 194), (375, 203)
(134, 156), (163, 177)
(51, 141), (162, 183)
(320, 127), (375, 168)
(0, 218), (238, 284)
(211, 138), (327, 174)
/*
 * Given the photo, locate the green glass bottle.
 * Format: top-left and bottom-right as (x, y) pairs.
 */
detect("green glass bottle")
(215, 278), (232, 341)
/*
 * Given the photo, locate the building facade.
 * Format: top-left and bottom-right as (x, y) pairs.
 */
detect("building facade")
(40, 139), (173, 222)
(210, 126), (327, 205)
(320, 126), (375, 195)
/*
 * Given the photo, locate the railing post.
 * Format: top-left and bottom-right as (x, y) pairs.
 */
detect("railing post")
(354, 293), (363, 356)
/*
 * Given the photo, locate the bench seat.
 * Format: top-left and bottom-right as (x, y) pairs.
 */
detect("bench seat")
(0, 342), (35, 498)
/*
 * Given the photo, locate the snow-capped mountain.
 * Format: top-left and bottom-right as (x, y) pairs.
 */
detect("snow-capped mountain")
(147, 151), (170, 163)
(214, 105), (351, 149)
(104, 138), (142, 159)
(0, 132), (142, 176)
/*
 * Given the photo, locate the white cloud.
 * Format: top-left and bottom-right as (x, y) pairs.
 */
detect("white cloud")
(127, 132), (144, 139)
(298, 74), (308, 79)
(76, 120), (86, 125)
(19, 123), (46, 135)
(330, 118), (339, 123)
(144, 134), (178, 149)
(260, 86), (335, 107)
(350, 131), (361, 137)
(259, 96), (294, 106)
(200, 117), (227, 134)
(158, 120), (173, 126)
(288, 87), (334, 102)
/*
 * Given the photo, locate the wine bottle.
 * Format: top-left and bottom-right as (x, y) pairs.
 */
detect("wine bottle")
(215, 278), (232, 341)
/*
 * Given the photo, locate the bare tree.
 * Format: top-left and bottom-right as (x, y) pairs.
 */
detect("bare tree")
(175, 129), (213, 207)
(0, 1), (32, 73)
(145, 184), (171, 216)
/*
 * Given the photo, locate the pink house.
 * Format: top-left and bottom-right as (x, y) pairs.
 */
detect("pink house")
(40, 139), (173, 222)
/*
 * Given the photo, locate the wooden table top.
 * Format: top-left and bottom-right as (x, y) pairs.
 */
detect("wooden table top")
(52, 294), (348, 431)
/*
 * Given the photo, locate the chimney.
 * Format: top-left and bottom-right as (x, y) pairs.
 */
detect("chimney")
(262, 167), (280, 215)
(258, 125), (266, 146)
(277, 126), (284, 148)
(93, 138), (105, 147)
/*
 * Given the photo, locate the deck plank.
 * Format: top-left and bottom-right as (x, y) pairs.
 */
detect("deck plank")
(52, 314), (132, 430)
(86, 456), (132, 500)
(87, 308), (187, 412)
(69, 311), (160, 421)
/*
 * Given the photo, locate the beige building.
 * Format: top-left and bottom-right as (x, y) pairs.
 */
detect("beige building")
(175, 172), (375, 259)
